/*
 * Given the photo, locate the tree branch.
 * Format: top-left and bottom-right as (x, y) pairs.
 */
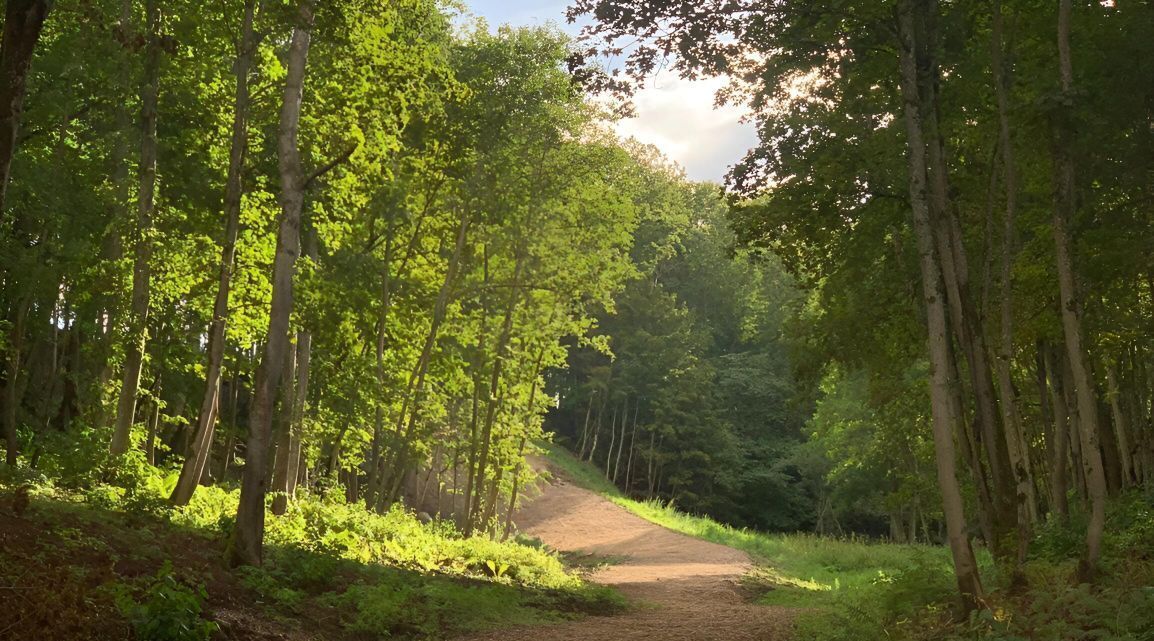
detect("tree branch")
(303, 142), (358, 189)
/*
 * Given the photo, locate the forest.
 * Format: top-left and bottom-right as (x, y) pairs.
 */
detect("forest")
(1, 0), (1153, 640)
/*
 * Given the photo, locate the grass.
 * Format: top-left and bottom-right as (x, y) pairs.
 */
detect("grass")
(539, 440), (955, 606)
(541, 441), (1154, 641)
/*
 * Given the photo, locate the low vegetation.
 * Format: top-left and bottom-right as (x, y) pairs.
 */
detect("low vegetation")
(544, 442), (1154, 641)
(0, 456), (622, 641)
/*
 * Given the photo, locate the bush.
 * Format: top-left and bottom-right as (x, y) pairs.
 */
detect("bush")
(114, 562), (218, 641)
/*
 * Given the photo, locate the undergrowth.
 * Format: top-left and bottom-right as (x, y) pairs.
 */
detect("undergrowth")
(0, 449), (623, 640)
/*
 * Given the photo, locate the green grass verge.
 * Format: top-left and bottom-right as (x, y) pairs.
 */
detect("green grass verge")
(541, 441), (1154, 641)
(539, 441), (955, 606)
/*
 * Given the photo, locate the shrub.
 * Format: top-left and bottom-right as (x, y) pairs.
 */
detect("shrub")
(114, 562), (218, 641)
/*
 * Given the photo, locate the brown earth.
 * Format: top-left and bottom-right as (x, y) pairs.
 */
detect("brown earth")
(456, 459), (798, 641)
(0, 493), (340, 641)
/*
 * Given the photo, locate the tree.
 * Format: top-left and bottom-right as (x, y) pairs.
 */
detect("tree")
(230, 0), (315, 566)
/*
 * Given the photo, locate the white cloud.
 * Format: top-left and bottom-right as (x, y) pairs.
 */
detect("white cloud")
(613, 74), (758, 183)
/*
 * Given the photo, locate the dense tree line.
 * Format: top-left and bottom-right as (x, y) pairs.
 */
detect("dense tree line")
(547, 171), (811, 531)
(0, 0), (709, 568)
(572, 0), (1154, 611)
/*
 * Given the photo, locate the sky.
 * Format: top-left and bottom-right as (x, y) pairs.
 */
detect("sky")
(463, 1), (759, 183)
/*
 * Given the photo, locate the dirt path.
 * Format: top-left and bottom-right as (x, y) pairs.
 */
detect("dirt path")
(457, 460), (796, 641)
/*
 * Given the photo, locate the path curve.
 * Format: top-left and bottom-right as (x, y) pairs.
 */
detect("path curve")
(457, 458), (796, 641)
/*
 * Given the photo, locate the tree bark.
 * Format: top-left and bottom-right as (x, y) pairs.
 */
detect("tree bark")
(3, 298), (28, 464)
(919, 6), (1019, 555)
(0, 0), (50, 224)
(1105, 362), (1134, 487)
(143, 376), (161, 465)
(229, 0), (314, 568)
(612, 397), (628, 484)
(604, 401), (617, 481)
(172, 0), (257, 505)
(897, 0), (984, 611)
(111, 0), (162, 456)
(990, 0), (1037, 565)
(272, 329), (310, 515)
(1063, 353), (1088, 503)
(624, 400), (640, 492)
(1052, 0), (1107, 580)
(468, 253), (525, 531)
(577, 391), (594, 458)
(1042, 345), (1070, 520)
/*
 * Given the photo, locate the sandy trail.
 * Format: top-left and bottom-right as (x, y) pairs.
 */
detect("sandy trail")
(457, 459), (796, 641)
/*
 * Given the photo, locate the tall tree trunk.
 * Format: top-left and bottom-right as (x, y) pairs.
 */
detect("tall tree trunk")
(1105, 362), (1134, 487)
(272, 329), (310, 515)
(0, 0), (50, 224)
(1042, 345), (1070, 520)
(948, 338), (997, 547)
(93, 0), (136, 425)
(1052, 0), (1107, 581)
(612, 397), (628, 484)
(577, 391), (594, 458)
(229, 0), (314, 568)
(624, 400), (640, 492)
(172, 0), (257, 505)
(111, 0), (161, 456)
(897, 0), (984, 611)
(919, 10), (1019, 555)
(272, 227), (316, 515)
(990, 0), (1037, 563)
(917, 0), (1016, 560)
(604, 401), (617, 480)
(381, 210), (472, 509)
(460, 346), (485, 523)
(364, 216), (397, 510)
(1062, 353), (1088, 504)
(143, 376), (161, 465)
(467, 254), (526, 531)
(587, 388), (605, 463)
(3, 299), (28, 465)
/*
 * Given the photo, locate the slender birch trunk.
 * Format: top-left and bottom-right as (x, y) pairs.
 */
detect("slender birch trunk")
(624, 400), (640, 492)
(381, 211), (472, 508)
(1105, 363), (1134, 486)
(172, 0), (257, 504)
(111, 0), (162, 456)
(898, 0), (983, 610)
(577, 392), (594, 458)
(604, 401), (617, 481)
(229, 0), (314, 567)
(613, 397), (628, 484)
(1043, 346), (1070, 519)
(990, 0), (1037, 563)
(468, 254), (526, 530)
(272, 329), (311, 515)
(1052, 0), (1107, 580)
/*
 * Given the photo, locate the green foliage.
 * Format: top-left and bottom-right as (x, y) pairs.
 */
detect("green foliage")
(333, 576), (549, 638)
(114, 562), (218, 641)
(547, 180), (810, 531)
(4, 473), (621, 640)
(262, 494), (581, 589)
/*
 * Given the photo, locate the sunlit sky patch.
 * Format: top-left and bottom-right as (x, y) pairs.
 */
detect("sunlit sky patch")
(464, 1), (759, 183)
